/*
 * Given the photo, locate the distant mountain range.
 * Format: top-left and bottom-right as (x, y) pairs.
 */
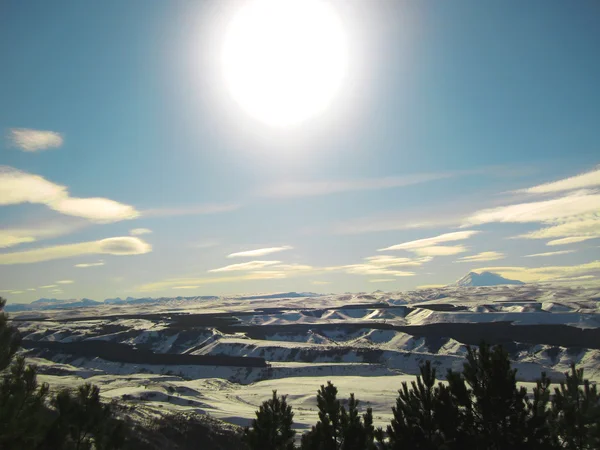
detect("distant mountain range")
(455, 271), (525, 287)
(3, 292), (320, 312)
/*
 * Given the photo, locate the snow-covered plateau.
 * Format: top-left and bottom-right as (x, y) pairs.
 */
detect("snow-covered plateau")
(8, 284), (600, 431)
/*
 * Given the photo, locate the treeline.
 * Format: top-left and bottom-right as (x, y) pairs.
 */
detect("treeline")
(1, 297), (128, 449)
(243, 344), (600, 450)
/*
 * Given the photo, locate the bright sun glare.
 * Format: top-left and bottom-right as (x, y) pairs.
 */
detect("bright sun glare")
(222, 0), (348, 127)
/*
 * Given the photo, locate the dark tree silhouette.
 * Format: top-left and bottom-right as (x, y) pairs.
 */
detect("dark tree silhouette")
(243, 390), (296, 450)
(301, 382), (375, 450)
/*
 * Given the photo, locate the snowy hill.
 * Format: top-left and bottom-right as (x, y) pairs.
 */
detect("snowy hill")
(7, 284), (600, 433)
(455, 271), (525, 287)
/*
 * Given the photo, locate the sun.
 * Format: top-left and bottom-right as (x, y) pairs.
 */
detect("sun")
(221, 0), (348, 127)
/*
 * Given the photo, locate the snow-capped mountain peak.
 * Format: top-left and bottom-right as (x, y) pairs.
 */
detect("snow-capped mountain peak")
(455, 271), (524, 287)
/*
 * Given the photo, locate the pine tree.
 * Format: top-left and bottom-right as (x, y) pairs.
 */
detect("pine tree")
(459, 343), (529, 450)
(0, 297), (21, 371)
(526, 372), (560, 449)
(384, 361), (449, 450)
(301, 382), (375, 450)
(243, 390), (296, 450)
(0, 297), (51, 449)
(552, 363), (600, 449)
(44, 383), (126, 450)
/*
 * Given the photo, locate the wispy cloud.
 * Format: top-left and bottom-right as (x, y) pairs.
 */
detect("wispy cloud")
(74, 260), (105, 268)
(475, 260), (600, 282)
(369, 279), (396, 283)
(0, 229), (37, 248)
(378, 231), (479, 252)
(0, 237), (151, 265)
(143, 203), (240, 217)
(465, 190), (600, 226)
(208, 260), (281, 272)
(56, 280), (74, 284)
(258, 173), (454, 198)
(456, 251), (504, 263)
(130, 228), (152, 236)
(40, 285), (57, 289)
(0, 220), (87, 249)
(324, 255), (430, 278)
(0, 166), (139, 223)
(364, 255), (433, 267)
(311, 280), (331, 285)
(524, 250), (576, 258)
(137, 271), (295, 292)
(227, 246), (293, 258)
(516, 167), (600, 194)
(517, 214), (600, 246)
(377, 231), (476, 257)
(8, 128), (63, 152)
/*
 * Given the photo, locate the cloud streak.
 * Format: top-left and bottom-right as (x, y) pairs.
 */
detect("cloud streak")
(456, 251), (505, 263)
(475, 260), (600, 282)
(8, 128), (63, 152)
(0, 166), (139, 223)
(208, 260), (281, 272)
(258, 173), (454, 198)
(465, 190), (600, 226)
(143, 203), (240, 217)
(130, 228), (152, 236)
(74, 261), (105, 268)
(524, 250), (575, 258)
(0, 237), (151, 265)
(378, 231), (480, 252)
(227, 246), (293, 258)
(377, 231), (476, 256)
(516, 167), (600, 194)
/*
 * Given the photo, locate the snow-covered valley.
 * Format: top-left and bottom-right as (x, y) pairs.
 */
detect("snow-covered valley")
(9, 284), (600, 431)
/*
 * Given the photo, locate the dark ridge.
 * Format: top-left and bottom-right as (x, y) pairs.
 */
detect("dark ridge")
(21, 340), (267, 367)
(217, 322), (600, 350)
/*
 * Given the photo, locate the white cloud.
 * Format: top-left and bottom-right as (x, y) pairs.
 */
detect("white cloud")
(9, 290), (24, 294)
(258, 173), (453, 198)
(475, 260), (600, 282)
(517, 214), (600, 246)
(227, 245), (293, 258)
(547, 236), (596, 246)
(325, 254), (430, 278)
(456, 251), (505, 263)
(40, 285), (57, 289)
(411, 245), (467, 256)
(311, 280), (331, 285)
(143, 203), (239, 217)
(130, 228), (152, 236)
(0, 229), (36, 248)
(0, 166), (139, 223)
(74, 261), (105, 268)
(378, 231), (476, 257)
(517, 167), (600, 194)
(465, 190), (600, 225)
(8, 128), (63, 152)
(208, 260), (281, 273)
(138, 271), (293, 292)
(364, 255), (433, 267)
(56, 280), (74, 284)
(0, 222), (85, 249)
(378, 231), (480, 252)
(524, 250), (576, 258)
(0, 237), (151, 265)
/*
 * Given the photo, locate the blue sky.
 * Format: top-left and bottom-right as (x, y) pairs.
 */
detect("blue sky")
(1, 0), (599, 303)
